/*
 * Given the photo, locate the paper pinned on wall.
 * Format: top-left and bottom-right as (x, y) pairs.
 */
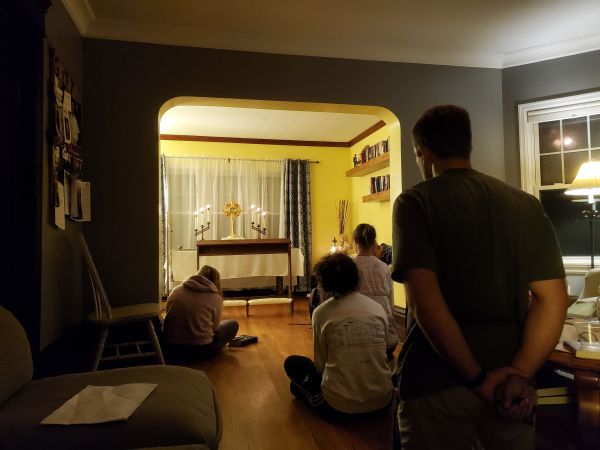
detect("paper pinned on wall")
(70, 180), (91, 222)
(55, 182), (65, 230)
(63, 171), (71, 215)
(70, 176), (79, 218)
(80, 181), (91, 221)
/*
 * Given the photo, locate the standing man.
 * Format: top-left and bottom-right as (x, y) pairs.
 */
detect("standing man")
(392, 105), (568, 449)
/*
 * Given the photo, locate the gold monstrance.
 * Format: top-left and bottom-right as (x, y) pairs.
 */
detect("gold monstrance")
(223, 201), (243, 239)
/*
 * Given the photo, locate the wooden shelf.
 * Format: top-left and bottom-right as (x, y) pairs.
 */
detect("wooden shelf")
(346, 153), (390, 177)
(362, 190), (390, 203)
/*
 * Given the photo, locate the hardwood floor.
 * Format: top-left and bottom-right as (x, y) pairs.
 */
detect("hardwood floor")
(159, 298), (576, 450)
(180, 298), (396, 450)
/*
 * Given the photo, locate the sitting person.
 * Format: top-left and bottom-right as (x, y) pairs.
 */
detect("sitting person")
(352, 223), (399, 358)
(284, 254), (394, 417)
(163, 265), (239, 361)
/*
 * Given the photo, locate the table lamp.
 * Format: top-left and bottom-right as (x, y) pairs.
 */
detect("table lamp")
(565, 161), (600, 268)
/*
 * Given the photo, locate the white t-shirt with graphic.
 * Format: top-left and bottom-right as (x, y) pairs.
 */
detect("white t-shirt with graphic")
(312, 291), (394, 413)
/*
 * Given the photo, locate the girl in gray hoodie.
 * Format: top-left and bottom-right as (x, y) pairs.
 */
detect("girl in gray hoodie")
(164, 265), (239, 360)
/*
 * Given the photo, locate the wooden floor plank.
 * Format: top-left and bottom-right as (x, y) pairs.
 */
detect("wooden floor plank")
(183, 300), (394, 450)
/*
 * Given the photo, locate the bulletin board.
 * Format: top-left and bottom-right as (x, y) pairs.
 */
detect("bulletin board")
(48, 46), (90, 229)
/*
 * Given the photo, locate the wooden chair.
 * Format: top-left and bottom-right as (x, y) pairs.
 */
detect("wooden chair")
(79, 233), (165, 371)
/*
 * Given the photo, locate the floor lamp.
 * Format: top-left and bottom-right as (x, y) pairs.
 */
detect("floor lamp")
(565, 161), (600, 268)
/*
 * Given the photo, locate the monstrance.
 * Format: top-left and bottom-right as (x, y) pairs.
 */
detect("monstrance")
(223, 201), (243, 239)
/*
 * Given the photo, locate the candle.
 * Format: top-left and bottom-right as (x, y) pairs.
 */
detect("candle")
(194, 211), (198, 229)
(589, 323), (593, 343)
(261, 211), (267, 227)
(250, 204), (255, 223)
(206, 204), (211, 223)
(256, 208), (261, 225)
(200, 207), (205, 225)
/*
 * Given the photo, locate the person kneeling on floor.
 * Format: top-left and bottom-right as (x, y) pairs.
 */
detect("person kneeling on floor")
(164, 265), (239, 361)
(284, 253), (394, 417)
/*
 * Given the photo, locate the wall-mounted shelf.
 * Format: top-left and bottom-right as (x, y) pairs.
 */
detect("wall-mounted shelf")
(362, 190), (390, 203)
(345, 152), (390, 177)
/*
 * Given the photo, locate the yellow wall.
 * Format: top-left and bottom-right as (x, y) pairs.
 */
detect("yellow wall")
(161, 140), (351, 265)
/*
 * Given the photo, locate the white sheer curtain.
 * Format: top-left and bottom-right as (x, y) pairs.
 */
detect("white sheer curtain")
(163, 156), (284, 250)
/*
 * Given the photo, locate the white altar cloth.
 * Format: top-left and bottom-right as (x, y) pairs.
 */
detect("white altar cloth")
(170, 249), (304, 288)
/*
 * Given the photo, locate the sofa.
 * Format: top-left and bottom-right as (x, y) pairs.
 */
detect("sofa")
(0, 306), (222, 450)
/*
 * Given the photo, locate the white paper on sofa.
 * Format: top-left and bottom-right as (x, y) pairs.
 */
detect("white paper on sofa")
(41, 383), (157, 425)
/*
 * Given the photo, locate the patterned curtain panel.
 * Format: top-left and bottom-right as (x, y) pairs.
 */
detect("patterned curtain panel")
(281, 159), (312, 291)
(160, 155), (169, 296)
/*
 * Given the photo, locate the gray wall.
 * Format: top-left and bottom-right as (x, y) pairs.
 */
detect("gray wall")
(502, 50), (600, 187)
(41, 2), (83, 350)
(82, 38), (503, 307)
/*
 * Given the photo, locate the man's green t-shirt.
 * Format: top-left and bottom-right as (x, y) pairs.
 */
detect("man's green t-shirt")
(391, 168), (565, 400)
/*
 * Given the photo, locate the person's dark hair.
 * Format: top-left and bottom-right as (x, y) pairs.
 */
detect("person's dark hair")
(412, 105), (472, 159)
(313, 253), (359, 297)
(352, 223), (377, 250)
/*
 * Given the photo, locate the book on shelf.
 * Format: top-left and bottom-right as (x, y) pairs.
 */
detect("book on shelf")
(536, 387), (574, 405)
(359, 138), (390, 166)
(369, 175), (390, 195)
(563, 340), (600, 359)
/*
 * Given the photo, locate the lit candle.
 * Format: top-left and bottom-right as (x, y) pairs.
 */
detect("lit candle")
(194, 211), (198, 229)
(200, 207), (205, 225)
(256, 208), (261, 225)
(206, 204), (211, 223)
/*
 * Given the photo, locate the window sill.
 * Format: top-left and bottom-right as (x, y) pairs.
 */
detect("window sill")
(563, 257), (595, 275)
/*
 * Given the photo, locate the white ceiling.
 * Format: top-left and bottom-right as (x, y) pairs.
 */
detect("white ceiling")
(160, 106), (381, 142)
(63, 0), (600, 68)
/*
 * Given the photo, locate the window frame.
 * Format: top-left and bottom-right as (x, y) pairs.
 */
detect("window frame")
(518, 91), (600, 275)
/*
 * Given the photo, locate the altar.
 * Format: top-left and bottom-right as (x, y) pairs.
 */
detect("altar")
(170, 242), (304, 290)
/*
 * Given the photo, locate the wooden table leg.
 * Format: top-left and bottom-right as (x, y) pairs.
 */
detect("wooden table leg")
(575, 369), (600, 449)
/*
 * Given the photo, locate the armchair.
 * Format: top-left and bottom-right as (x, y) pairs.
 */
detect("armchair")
(0, 306), (222, 450)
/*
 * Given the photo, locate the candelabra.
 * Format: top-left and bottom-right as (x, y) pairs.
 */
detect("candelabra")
(251, 221), (266, 239)
(194, 222), (211, 240)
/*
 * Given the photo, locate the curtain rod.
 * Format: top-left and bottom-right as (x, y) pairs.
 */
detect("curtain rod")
(163, 155), (319, 164)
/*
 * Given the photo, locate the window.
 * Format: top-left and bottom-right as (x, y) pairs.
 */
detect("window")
(519, 92), (600, 271)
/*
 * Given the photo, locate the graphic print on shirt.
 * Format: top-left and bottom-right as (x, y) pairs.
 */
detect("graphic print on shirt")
(331, 318), (385, 348)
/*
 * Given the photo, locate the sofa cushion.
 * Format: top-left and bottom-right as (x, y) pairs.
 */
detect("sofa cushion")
(0, 306), (33, 405)
(0, 365), (221, 450)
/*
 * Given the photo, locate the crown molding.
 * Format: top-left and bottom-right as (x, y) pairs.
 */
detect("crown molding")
(61, 0), (94, 35)
(84, 19), (505, 69)
(64, 5), (600, 69)
(502, 32), (600, 68)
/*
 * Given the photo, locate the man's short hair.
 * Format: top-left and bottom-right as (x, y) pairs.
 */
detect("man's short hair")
(412, 105), (472, 159)
(313, 253), (358, 297)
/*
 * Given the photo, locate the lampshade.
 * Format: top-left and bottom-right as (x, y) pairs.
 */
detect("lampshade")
(565, 161), (600, 196)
